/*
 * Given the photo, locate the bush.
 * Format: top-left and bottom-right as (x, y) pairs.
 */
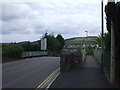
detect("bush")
(86, 47), (93, 55)
(2, 44), (24, 58)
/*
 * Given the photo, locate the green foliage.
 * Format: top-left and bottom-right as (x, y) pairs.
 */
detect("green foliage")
(96, 35), (101, 47)
(96, 33), (111, 51)
(86, 46), (93, 55)
(30, 43), (40, 51)
(19, 41), (40, 51)
(47, 35), (60, 52)
(2, 33), (65, 57)
(77, 47), (82, 52)
(2, 44), (24, 58)
(105, 2), (116, 33)
(56, 34), (65, 50)
(103, 33), (111, 51)
(44, 33), (65, 55)
(22, 41), (31, 51)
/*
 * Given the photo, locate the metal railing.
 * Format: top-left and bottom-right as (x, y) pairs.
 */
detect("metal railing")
(94, 48), (110, 78)
(21, 51), (48, 58)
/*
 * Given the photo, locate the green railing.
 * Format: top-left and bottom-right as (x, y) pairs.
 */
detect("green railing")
(22, 51), (48, 58)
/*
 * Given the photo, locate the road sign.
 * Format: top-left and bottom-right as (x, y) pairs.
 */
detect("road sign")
(41, 38), (47, 50)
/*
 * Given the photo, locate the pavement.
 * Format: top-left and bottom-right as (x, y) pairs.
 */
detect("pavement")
(50, 55), (114, 88)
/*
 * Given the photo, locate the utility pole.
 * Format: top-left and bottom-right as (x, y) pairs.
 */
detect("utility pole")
(101, 0), (104, 70)
(108, 0), (116, 85)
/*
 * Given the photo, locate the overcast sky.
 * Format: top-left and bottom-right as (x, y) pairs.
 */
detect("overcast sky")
(1, 0), (117, 43)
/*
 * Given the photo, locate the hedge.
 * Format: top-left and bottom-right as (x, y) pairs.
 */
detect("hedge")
(2, 44), (24, 58)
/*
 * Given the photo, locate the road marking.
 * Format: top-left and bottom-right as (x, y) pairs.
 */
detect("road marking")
(37, 72), (54, 89)
(46, 71), (60, 89)
(36, 68), (60, 90)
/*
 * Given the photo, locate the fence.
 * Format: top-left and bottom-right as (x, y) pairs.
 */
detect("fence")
(94, 48), (102, 64)
(94, 48), (111, 78)
(103, 50), (111, 77)
(22, 51), (48, 58)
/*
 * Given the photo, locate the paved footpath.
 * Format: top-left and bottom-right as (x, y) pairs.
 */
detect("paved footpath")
(50, 55), (114, 88)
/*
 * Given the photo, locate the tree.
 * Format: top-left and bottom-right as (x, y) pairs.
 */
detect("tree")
(96, 35), (102, 47)
(30, 42), (40, 51)
(105, 2), (116, 34)
(103, 33), (111, 51)
(42, 33), (65, 56)
(56, 34), (65, 50)
(47, 35), (60, 53)
(19, 41), (31, 51)
(96, 33), (111, 51)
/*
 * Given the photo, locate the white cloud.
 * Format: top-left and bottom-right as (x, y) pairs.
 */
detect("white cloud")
(1, 0), (105, 43)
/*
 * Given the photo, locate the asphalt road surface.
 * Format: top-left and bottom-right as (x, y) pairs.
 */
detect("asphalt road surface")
(2, 57), (60, 88)
(50, 55), (114, 88)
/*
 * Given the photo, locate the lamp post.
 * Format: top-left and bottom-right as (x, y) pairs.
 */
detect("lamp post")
(108, 0), (116, 85)
(81, 31), (88, 50)
(85, 31), (88, 37)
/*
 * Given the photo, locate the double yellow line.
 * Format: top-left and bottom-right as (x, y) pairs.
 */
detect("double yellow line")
(36, 68), (59, 90)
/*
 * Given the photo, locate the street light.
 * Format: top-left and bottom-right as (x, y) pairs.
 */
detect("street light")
(85, 31), (88, 37)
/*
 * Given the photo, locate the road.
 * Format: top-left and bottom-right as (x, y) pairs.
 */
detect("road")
(2, 57), (60, 88)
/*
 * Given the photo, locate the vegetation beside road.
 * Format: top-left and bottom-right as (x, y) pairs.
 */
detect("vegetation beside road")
(46, 34), (65, 56)
(2, 33), (65, 62)
(96, 32), (111, 51)
(2, 44), (24, 62)
(3, 44), (24, 58)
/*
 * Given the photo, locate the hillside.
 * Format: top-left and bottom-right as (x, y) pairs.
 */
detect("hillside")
(65, 36), (98, 41)
(65, 36), (98, 45)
